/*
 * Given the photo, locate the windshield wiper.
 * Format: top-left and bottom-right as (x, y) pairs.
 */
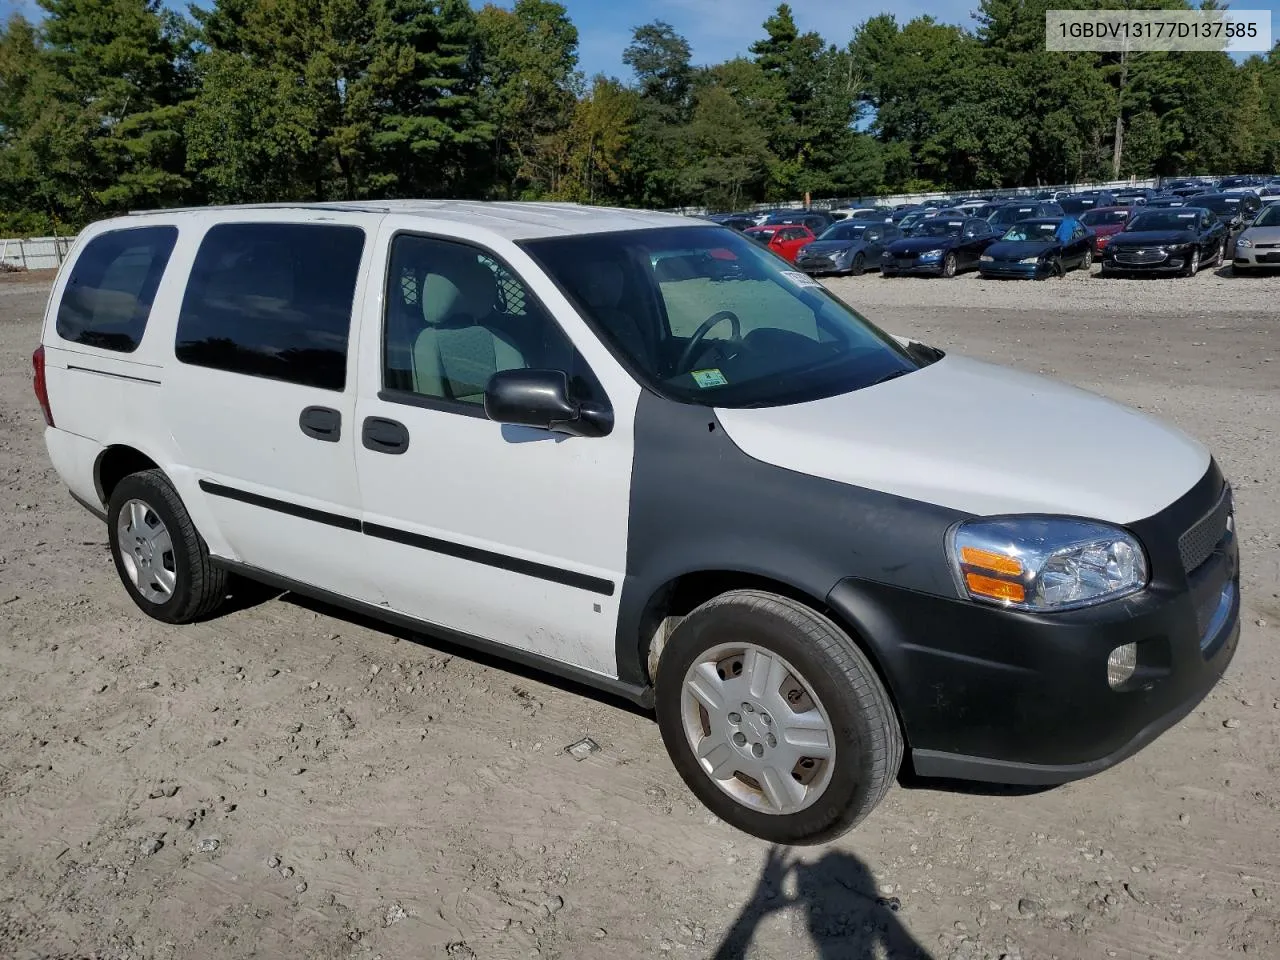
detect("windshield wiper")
(866, 368), (912, 388)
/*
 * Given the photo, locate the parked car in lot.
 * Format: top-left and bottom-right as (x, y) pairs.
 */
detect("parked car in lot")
(793, 219), (900, 276)
(830, 206), (893, 223)
(1099, 207), (1228, 277)
(762, 211), (833, 234)
(1192, 192), (1262, 229)
(744, 224), (817, 263)
(1230, 202), (1280, 274)
(978, 216), (1096, 278)
(1144, 196), (1188, 210)
(1079, 206), (1136, 252)
(1060, 194), (1113, 216)
(36, 201), (1241, 846)
(881, 216), (999, 277)
(1112, 188), (1158, 206)
(987, 201), (1064, 228)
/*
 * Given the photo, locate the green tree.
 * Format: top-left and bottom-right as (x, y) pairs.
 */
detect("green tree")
(476, 0), (581, 198)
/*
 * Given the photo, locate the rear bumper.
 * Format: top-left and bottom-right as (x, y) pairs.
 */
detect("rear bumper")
(826, 465), (1239, 785)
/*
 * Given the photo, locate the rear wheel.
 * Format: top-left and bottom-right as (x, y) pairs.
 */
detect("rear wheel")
(107, 469), (227, 624)
(655, 590), (902, 845)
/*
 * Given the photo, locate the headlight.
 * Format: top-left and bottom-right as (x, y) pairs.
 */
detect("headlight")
(919, 248), (944, 260)
(1019, 256), (1040, 264)
(1236, 237), (1252, 248)
(948, 518), (1148, 611)
(979, 254), (994, 262)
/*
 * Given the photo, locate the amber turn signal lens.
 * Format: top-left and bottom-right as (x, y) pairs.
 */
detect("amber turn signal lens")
(964, 572), (1026, 604)
(960, 546), (1023, 577)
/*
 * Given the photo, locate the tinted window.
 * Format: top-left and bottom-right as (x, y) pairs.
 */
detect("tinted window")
(383, 234), (601, 409)
(175, 223), (365, 391)
(56, 226), (177, 353)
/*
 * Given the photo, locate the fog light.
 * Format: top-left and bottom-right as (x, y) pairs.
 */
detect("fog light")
(1107, 643), (1138, 689)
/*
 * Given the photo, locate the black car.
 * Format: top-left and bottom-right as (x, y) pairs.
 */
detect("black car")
(1191, 192), (1262, 230)
(1059, 193), (1116, 216)
(978, 217), (1096, 279)
(762, 211), (834, 234)
(1099, 206), (1228, 277)
(880, 216), (999, 278)
(1112, 188), (1158, 206)
(986, 201), (1064, 228)
(1143, 196), (1188, 209)
(793, 219), (901, 276)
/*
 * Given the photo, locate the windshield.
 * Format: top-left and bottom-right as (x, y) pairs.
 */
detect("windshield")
(1001, 220), (1060, 241)
(520, 225), (922, 408)
(1198, 196), (1241, 214)
(908, 219), (965, 238)
(1254, 205), (1280, 227)
(818, 222), (869, 241)
(1081, 209), (1132, 226)
(989, 206), (1038, 225)
(1126, 211), (1199, 232)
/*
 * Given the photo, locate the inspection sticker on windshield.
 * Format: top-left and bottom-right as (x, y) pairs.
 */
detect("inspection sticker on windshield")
(691, 368), (729, 388)
(780, 270), (822, 289)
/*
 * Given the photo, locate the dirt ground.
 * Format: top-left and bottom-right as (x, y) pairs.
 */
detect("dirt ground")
(1, 268), (1277, 960)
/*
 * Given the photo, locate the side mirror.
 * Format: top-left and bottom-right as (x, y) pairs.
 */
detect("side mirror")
(483, 369), (613, 439)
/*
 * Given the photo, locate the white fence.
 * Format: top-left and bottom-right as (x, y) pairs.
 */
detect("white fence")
(0, 236), (74, 272)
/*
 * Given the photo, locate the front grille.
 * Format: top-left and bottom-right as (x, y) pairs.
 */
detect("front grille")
(1115, 248), (1168, 265)
(896, 257), (916, 267)
(1254, 242), (1279, 249)
(1179, 485), (1232, 574)
(802, 256), (835, 270)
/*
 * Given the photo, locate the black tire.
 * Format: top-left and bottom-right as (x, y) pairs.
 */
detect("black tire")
(849, 253), (866, 277)
(941, 252), (957, 278)
(1080, 247), (1093, 271)
(107, 469), (227, 624)
(1182, 247), (1201, 278)
(654, 589), (902, 845)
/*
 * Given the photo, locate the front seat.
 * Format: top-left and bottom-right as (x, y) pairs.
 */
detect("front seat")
(569, 258), (655, 372)
(412, 254), (526, 403)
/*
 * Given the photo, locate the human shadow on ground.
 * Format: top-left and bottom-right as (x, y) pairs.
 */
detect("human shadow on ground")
(713, 845), (935, 960)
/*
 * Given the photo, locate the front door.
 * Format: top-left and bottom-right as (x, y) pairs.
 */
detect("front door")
(352, 227), (634, 679)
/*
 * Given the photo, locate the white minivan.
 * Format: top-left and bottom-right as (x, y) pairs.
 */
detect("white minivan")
(34, 201), (1240, 844)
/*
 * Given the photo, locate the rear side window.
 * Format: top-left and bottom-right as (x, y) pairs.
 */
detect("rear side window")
(55, 226), (178, 353)
(175, 223), (365, 391)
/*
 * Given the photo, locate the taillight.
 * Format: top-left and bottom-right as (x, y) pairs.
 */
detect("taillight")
(32, 345), (54, 427)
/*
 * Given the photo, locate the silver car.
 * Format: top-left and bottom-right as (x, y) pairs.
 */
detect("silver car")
(1232, 203), (1280, 273)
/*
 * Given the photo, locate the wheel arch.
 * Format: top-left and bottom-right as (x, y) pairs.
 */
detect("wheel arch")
(94, 444), (164, 507)
(631, 568), (912, 752)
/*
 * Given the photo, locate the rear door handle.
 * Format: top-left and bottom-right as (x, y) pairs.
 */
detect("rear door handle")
(299, 406), (341, 442)
(362, 416), (410, 455)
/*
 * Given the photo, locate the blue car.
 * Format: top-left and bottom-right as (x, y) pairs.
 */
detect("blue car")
(978, 216), (1097, 279)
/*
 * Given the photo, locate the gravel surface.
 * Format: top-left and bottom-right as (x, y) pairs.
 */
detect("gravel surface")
(1, 272), (1278, 960)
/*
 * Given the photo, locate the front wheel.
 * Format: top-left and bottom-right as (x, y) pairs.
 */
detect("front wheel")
(849, 253), (866, 277)
(1079, 247), (1093, 271)
(655, 590), (902, 845)
(107, 469), (228, 624)
(941, 252), (958, 278)
(1182, 247), (1201, 277)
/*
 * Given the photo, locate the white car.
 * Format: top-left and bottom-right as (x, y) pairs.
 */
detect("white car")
(34, 201), (1240, 844)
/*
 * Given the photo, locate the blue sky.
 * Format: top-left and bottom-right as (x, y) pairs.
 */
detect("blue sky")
(3, 0), (1276, 76)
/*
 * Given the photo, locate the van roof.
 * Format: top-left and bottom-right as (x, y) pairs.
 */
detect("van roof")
(125, 199), (702, 241)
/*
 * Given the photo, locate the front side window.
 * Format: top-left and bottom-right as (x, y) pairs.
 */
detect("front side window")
(382, 234), (602, 410)
(56, 226), (178, 352)
(175, 222), (365, 391)
(521, 225), (923, 409)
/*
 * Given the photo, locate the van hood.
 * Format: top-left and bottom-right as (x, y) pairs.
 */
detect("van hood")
(713, 354), (1209, 524)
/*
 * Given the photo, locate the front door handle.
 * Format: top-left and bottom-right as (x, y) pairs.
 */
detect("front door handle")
(362, 416), (410, 455)
(299, 406), (341, 442)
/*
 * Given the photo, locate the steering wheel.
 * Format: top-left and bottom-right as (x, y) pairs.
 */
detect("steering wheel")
(676, 310), (742, 374)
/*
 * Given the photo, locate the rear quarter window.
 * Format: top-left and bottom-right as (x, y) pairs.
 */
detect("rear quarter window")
(55, 226), (178, 353)
(174, 222), (365, 391)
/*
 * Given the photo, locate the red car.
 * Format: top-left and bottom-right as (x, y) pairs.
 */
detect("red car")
(1079, 206), (1136, 252)
(744, 224), (816, 263)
